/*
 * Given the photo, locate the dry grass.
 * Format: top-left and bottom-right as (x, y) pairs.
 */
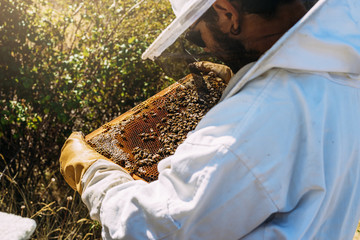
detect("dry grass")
(0, 156), (101, 239)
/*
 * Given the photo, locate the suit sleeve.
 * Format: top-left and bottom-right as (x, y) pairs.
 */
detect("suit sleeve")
(81, 139), (278, 239)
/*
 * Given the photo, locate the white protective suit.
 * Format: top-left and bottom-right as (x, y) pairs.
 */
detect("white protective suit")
(81, 0), (360, 239)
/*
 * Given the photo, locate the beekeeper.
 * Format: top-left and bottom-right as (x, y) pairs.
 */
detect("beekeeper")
(59, 0), (360, 239)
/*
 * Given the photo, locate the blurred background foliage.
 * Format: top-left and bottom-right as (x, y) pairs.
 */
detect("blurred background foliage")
(0, 0), (192, 238)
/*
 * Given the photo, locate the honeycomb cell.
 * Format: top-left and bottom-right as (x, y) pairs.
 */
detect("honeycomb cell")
(86, 74), (227, 182)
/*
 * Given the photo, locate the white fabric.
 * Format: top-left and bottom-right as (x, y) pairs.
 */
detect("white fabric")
(169, 0), (193, 16)
(82, 0), (360, 239)
(0, 212), (36, 240)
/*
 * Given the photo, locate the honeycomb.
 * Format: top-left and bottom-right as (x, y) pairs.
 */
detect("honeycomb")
(85, 73), (227, 182)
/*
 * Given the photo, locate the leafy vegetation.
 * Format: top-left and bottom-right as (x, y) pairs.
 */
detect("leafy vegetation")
(0, 0), (178, 238)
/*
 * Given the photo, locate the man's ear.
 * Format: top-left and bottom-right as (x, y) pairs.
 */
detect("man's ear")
(212, 0), (241, 35)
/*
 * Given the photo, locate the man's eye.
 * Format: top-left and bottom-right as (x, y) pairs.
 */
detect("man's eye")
(185, 30), (206, 48)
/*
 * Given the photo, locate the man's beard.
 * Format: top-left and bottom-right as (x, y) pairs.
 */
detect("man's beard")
(207, 24), (261, 73)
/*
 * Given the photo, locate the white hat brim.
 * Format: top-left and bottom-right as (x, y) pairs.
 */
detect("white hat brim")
(142, 0), (216, 60)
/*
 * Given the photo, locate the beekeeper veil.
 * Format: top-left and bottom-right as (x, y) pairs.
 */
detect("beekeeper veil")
(141, 0), (216, 61)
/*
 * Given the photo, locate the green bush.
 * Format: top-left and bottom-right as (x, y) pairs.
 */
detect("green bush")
(0, 0), (176, 238)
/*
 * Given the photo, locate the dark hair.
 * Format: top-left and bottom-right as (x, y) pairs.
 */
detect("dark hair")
(238, 0), (296, 15)
(200, 0), (297, 24)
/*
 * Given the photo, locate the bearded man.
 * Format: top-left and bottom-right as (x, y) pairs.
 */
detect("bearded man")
(60, 0), (360, 239)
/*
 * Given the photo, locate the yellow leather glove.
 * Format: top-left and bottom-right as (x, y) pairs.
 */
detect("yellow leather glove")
(59, 132), (113, 194)
(189, 61), (234, 83)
